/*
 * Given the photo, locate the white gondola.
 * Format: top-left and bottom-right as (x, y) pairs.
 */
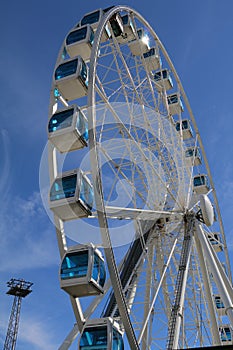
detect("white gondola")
(208, 232), (223, 252)
(48, 105), (88, 153)
(78, 8), (114, 42)
(49, 169), (93, 221)
(154, 69), (173, 91)
(185, 147), (202, 166)
(117, 14), (136, 43)
(193, 174), (210, 194)
(65, 25), (94, 61)
(54, 56), (88, 101)
(108, 12), (124, 38)
(219, 325), (233, 345)
(214, 295), (226, 316)
(60, 244), (106, 297)
(142, 47), (161, 72)
(167, 93), (184, 115)
(175, 119), (193, 139)
(128, 28), (150, 56)
(79, 318), (124, 350)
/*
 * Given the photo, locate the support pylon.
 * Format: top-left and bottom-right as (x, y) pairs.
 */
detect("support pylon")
(3, 278), (33, 350)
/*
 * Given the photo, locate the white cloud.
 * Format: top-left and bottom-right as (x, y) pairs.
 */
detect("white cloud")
(0, 191), (58, 272)
(18, 316), (59, 350)
(0, 315), (59, 350)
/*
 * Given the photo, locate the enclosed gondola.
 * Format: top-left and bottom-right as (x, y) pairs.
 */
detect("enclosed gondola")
(142, 47), (161, 72)
(117, 14), (136, 43)
(175, 119), (193, 139)
(167, 93), (184, 115)
(185, 147), (202, 166)
(79, 318), (124, 350)
(60, 244), (106, 297)
(65, 25), (94, 61)
(49, 169), (93, 221)
(48, 105), (88, 153)
(193, 174), (210, 194)
(214, 295), (226, 316)
(208, 232), (223, 253)
(128, 28), (150, 56)
(154, 69), (173, 91)
(78, 8), (113, 42)
(108, 12), (124, 38)
(54, 56), (88, 101)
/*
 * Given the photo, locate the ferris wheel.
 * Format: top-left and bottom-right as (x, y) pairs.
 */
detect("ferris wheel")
(47, 5), (233, 349)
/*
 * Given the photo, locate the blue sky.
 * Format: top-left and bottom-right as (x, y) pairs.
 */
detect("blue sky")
(0, 0), (233, 349)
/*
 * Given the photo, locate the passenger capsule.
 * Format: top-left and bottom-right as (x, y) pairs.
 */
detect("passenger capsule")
(219, 325), (232, 344)
(65, 25), (94, 61)
(128, 28), (150, 56)
(208, 232), (223, 252)
(49, 169), (93, 221)
(60, 244), (106, 297)
(54, 56), (88, 101)
(48, 106), (88, 153)
(108, 13), (124, 37)
(154, 69), (173, 91)
(117, 14), (136, 43)
(214, 295), (225, 316)
(142, 47), (161, 72)
(185, 147), (202, 166)
(78, 8), (113, 42)
(167, 93), (184, 115)
(79, 318), (124, 350)
(193, 174), (210, 194)
(175, 119), (193, 139)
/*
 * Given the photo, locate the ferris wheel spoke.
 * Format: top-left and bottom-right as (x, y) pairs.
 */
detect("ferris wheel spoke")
(47, 5), (233, 349)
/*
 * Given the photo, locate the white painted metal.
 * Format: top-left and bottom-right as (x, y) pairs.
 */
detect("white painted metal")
(47, 4), (233, 349)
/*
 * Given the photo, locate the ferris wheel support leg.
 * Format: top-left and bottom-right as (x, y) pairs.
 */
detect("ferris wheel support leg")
(167, 215), (194, 350)
(141, 242), (155, 350)
(58, 323), (79, 350)
(194, 232), (221, 345)
(195, 223), (233, 328)
(138, 237), (178, 345)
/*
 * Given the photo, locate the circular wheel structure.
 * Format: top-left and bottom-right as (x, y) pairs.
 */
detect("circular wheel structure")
(47, 5), (233, 349)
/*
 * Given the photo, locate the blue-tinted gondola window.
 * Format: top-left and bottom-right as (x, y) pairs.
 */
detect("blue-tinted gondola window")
(122, 15), (128, 25)
(168, 94), (178, 104)
(81, 10), (100, 26)
(50, 174), (77, 201)
(48, 109), (74, 133)
(176, 120), (188, 131)
(193, 175), (205, 187)
(185, 149), (194, 158)
(143, 47), (155, 59)
(55, 59), (78, 80)
(80, 326), (108, 350)
(80, 60), (88, 87)
(112, 328), (124, 350)
(61, 251), (88, 279)
(80, 177), (94, 210)
(215, 296), (224, 309)
(66, 27), (88, 45)
(154, 70), (168, 81)
(220, 327), (231, 342)
(90, 29), (95, 45)
(92, 253), (106, 287)
(137, 29), (143, 39)
(77, 112), (88, 142)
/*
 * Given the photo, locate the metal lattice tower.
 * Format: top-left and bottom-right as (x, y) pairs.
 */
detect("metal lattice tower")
(3, 278), (33, 350)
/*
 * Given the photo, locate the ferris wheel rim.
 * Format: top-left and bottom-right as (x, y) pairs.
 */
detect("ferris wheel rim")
(46, 5), (233, 348)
